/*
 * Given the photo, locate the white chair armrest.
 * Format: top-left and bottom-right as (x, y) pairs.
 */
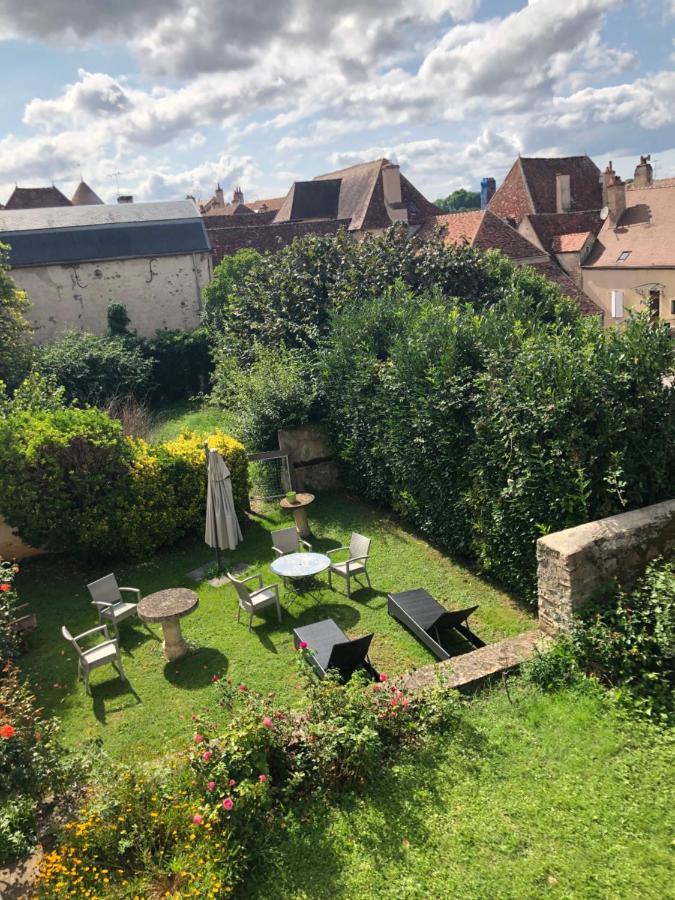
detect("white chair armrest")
(241, 573), (264, 589)
(119, 587), (141, 600)
(91, 600), (113, 611)
(299, 539), (313, 551)
(343, 556), (369, 573)
(326, 546), (349, 556)
(85, 638), (119, 655)
(75, 624), (111, 641)
(272, 547), (284, 557)
(251, 583), (279, 600)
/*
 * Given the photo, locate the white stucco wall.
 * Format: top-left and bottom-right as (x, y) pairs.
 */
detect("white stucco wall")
(582, 266), (675, 329)
(12, 252), (212, 341)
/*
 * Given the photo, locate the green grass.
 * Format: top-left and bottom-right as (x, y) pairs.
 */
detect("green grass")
(244, 683), (675, 900)
(17, 493), (533, 760)
(149, 400), (235, 443)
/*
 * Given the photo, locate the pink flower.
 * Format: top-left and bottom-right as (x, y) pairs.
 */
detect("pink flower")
(379, 673), (389, 683)
(262, 716), (273, 729)
(193, 814), (203, 825)
(372, 683), (382, 692)
(207, 781), (216, 792)
(211, 674), (220, 682)
(194, 733), (204, 744)
(238, 684), (247, 693)
(229, 779), (236, 786)
(0, 584), (9, 592)
(222, 797), (234, 811)
(259, 774), (267, 784)
(299, 640), (308, 649)
(202, 750), (212, 762)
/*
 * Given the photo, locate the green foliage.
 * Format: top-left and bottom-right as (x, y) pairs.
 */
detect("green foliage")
(322, 281), (675, 598)
(0, 558), (22, 665)
(212, 344), (315, 449)
(0, 243), (34, 390)
(142, 328), (212, 404)
(0, 404), (249, 560)
(0, 796), (36, 864)
(433, 187), (481, 213)
(202, 248), (261, 335)
(37, 331), (153, 405)
(524, 640), (581, 692)
(106, 302), (130, 336)
(569, 558), (675, 720)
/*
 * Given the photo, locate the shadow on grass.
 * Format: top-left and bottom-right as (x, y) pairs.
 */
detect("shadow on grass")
(92, 677), (142, 724)
(163, 647), (229, 688)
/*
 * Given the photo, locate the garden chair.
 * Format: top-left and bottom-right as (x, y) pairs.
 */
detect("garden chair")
(87, 573), (141, 638)
(227, 571), (282, 632)
(293, 618), (378, 682)
(327, 533), (372, 598)
(387, 588), (485, 661)
(271, 527), (312, 587)
(61, 624), (126, 694)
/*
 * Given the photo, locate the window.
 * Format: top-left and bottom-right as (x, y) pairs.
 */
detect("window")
(671, 299), (675, 316)
(610, 290), (624, 318)
(649, 289), (661, 320)
(617, 250), (631, 262)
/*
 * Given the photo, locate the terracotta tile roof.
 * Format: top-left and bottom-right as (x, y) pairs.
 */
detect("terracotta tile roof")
(4, 185), (72, 210)
(551, 231), (593, 253)
(488, 156), (602, 221)
(627, 176), (675, 190)
(204, 201), (254, 216)
(525, 211), (603, 253)
(418, 210), (545, 261)
(246, 197), (285, 212)
(584, 181), (675, 269)
(529, 259), (603, 317)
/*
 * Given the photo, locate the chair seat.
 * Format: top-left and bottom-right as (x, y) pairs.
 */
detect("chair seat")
(82, 641), (119, 666)
(330, 561), (365, 577)
(249, 588), (277, 608)
(100, 601), (137, 620)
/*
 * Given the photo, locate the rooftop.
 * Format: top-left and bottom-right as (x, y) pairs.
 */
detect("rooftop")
(3, 185), (72, 210)
(418, 209), (546, 262)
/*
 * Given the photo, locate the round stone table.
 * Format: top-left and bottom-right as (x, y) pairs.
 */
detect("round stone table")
(279, 492), (315, 539)
(138, 588), (199, 661)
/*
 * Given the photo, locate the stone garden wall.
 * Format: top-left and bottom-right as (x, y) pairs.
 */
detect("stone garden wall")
(537, 498), (675, 635)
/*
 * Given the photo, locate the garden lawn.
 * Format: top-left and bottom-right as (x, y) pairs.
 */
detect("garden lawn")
(149, 400), (235, 443)
(244, 683), (675, 900)
(16, 493), (533, 760)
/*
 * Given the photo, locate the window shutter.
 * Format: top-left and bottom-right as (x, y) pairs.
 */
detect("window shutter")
(611, 290), (624, 318)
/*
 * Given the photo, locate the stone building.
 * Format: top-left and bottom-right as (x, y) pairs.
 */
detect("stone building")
(0, 200), (211, 340)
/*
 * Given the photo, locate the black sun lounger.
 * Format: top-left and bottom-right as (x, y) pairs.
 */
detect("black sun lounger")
(293, 618), (379, 682)
(387, 588), (485, 661)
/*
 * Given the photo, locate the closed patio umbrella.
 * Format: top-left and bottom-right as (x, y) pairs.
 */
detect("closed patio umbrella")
(205, 448), (243, 570)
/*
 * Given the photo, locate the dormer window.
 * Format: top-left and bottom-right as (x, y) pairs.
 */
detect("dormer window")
(617, 250), (631, 263)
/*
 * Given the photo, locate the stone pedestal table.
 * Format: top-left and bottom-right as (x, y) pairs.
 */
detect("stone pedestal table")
(279, 492), (315, 540)
(138, 588), (199, 661)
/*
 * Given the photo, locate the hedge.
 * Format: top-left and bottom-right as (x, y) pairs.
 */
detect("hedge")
(0, 407), (249, 561)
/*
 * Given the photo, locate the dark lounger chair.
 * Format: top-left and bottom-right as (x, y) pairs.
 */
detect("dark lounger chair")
(388, 588), (485, 661)
(293, 618), (378, 682)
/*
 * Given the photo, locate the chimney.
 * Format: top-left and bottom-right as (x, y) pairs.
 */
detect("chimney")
(214, 183), (224, 207)
(555, 174), (571, 213)
(603, 162), (625, 227)
(117, 195), (133, 203)
(480, 177), (496, 209)
(382, 163), (408, 224)
(633, 154), (653, 189)
(233, 186), (244, 204)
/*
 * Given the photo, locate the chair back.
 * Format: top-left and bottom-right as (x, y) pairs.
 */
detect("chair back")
(87, 573), (121, 607)
(349, 533), (371, 562)
(271, 527), (299, 555)
(326, 633), (374, 682)
(61, 625), (82, 657)
(227, 573), (253, 610)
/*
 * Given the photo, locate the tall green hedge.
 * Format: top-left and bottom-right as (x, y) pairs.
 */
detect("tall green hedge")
(321, 284), (675, 599)
(0, 407), (249, 561)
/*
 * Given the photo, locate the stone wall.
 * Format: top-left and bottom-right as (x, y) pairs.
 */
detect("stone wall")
(537, 499), (675, 635)
(277, 424), (340, 492)
(13, 252), (211, 342)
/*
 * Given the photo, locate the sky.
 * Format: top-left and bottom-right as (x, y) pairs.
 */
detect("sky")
(0, 0), (674, 206)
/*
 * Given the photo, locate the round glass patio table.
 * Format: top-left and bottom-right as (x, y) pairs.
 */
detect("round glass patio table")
(271, 552), (330, 580)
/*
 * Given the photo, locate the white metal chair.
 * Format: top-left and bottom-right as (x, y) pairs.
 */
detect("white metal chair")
(327, 533), (372, 598)
(271, 527), (312, 587)
(87, 574), (141, 638)
(61, 624), (125, 694)
(227, 571), (282, 632)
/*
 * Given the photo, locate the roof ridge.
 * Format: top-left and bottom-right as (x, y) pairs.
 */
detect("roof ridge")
(314, 158), (388, 179)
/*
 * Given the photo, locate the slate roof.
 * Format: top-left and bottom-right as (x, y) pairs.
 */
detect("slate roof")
(524, 211), (603, 254)
(71, 181), (104, 206)
(584, 181), (675, 269)
(0, 200), (209, 268)
(488, 156), (602, 221)
(4, 185), (72, 210)
(274, 179), (341, 221)
(418, 210), (546, 261)
(530, 259), (603, 317)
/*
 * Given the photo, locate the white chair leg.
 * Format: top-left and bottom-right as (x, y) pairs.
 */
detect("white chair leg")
(248, 612), (253, 632)
(328, 569), (332, 588)
(276, 599), (282, 623)
(237, 606), (241, 624)
(116, 654), (126, 681)
(346, 575), (351, 598)
(83, 667), (90, 695)
(365, 569), (372, 588)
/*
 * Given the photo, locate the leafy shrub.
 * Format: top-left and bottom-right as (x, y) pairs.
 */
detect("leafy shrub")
(0, 557), (22, 665)
(38, 331), (153, 405)
(0, 796), (36, 864)
(106, 302), (130, 336)
(524, 640), (581, 693)
(569, 559), (675, 720)
(0, 242), (34, 390)
(212, 344), (315, 449)
(0, 403), (249, 560)
(38, 656), (460, 896)
(202, 248), (261, 336)
(142, 328), (213, 404)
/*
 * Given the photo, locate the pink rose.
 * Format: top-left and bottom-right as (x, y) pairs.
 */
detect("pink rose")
(259, 774), (267, 784)
(193, 814), (203, 825)
(238, 684), (247, 693)
(207, 781), (216, 792)
(222, 797), (234, 811)
(262, 716), (273, 729)
(202, 750), (212, 762)
(299, 640), (308, 649)
(379, 673), (389, 683)
(211, 674), (220, 682)
(372, 683), (382, 692)
(229, 778), (236, 786)
(194, 733), (204, 744)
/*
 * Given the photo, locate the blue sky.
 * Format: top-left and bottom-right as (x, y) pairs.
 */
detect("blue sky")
(0, 0), (674, 205)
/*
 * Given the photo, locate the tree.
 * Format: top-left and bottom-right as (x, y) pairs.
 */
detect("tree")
(434, 188), (481, 213)
(201, 248), (261, 334)
(0, 243), (34, 389)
